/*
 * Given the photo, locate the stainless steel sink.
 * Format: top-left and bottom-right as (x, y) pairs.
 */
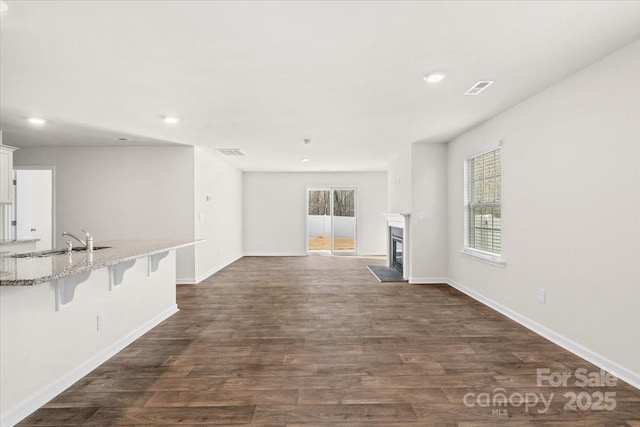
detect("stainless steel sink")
(2, 246), (111, 258)
(72, 246), (111, 252)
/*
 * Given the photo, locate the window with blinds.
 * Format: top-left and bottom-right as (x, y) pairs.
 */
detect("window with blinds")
(465, 147), (501, 255)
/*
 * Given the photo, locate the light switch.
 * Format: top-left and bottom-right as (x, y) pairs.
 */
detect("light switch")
(198, 213), (205, 221)
(538, 289), (546, 304)
(97, 315), (104, 331)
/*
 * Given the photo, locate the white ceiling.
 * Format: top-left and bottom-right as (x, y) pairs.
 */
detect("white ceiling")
(1, 1), (639, 171)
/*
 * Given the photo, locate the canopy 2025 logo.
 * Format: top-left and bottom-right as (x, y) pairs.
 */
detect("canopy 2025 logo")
(537, 368), (617, 411)
(463, 368), (618, 415)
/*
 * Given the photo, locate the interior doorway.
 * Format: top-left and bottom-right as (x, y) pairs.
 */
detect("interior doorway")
(13, 167), (55, 251)
(306, 187), (357, 255)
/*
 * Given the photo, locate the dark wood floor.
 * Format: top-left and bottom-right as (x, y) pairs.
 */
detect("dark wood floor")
(21, 256), (640, 426)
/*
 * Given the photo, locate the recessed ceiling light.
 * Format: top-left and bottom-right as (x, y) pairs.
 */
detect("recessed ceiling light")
(28, 117), (46, 125)
(303, 138), (312, 145)
(163, 116), (179, 124)
(423, 71), (446, 83)
(301, 158), (310, 162)
(0, 1), (8, 13)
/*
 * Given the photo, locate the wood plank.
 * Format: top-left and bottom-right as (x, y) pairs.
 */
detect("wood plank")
(16, 255), (640, 425)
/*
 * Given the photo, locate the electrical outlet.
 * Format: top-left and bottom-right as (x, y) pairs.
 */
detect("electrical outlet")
(538, 289), (546, 304)
(97, 315), (104, 331)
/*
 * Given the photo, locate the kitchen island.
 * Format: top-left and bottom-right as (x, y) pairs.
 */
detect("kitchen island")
(0, 240), (200, 426)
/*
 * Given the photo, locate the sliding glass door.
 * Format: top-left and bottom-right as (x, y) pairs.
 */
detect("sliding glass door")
(307, 187), (357, 255)
(307, 189), (332, 252)
(331, 188), (356, 254)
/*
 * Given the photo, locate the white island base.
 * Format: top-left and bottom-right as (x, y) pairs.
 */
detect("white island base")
(0, 250), (178, 426)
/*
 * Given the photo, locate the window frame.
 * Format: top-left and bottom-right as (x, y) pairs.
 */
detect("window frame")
(463, 145), (505, 266)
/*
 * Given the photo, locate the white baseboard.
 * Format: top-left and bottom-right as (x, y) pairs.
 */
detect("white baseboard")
(243, 252), (306, 257)
(243, 252), (385, 258)
(446, 278), (640, 391)
(176, 255), (243, 285)
(1, 305), (179, 427)
(409, 277), (449, 284)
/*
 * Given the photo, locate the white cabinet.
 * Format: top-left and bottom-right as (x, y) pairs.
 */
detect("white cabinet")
(0, 145), (17, 204)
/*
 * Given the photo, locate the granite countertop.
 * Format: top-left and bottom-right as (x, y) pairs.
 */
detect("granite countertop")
(0, 239), (41, 246)
(0, 240), (202, 286)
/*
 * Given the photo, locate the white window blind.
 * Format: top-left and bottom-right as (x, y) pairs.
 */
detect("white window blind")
(466, 148), (501, 255)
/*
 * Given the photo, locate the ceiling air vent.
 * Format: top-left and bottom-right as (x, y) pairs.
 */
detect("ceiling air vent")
(216, 148), (245, 156)
(464, 80), (494, 96)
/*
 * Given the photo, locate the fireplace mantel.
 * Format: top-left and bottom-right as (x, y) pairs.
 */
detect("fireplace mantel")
(382, 213), (410, 228)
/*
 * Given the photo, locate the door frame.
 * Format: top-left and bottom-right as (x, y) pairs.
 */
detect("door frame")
(305, 186), (358, 255)
(13, 165), (56, 249)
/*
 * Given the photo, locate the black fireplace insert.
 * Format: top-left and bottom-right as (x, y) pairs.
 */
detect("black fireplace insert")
(390, 226), (403, 273)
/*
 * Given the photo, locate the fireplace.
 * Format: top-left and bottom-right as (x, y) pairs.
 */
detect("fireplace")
(390, 227), (403, 273)
(383, 213), (410, 281)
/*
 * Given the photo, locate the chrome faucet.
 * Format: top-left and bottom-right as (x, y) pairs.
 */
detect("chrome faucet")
(62, 230), (94, 252)
(62, 232), (86, 247)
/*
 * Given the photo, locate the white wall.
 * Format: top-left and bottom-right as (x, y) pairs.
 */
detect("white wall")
(193, 147), (243, 283)
(447, 40), (640, 383)
(14, 146), (196, 280)
(244, 172), (387, 256)
(386, 143), (448, 282)
(387, 145), (412, 213)
(410, 143), (448, 281)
